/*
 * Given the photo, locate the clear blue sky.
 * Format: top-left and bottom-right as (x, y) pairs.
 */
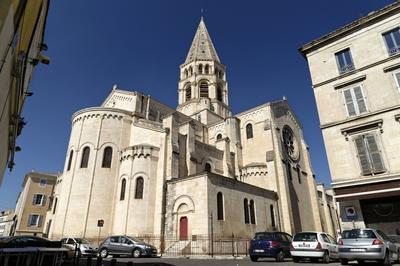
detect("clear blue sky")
(0, 0), (394, 209)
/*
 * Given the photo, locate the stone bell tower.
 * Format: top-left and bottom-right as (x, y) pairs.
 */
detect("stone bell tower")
(177, 17), (231, 125)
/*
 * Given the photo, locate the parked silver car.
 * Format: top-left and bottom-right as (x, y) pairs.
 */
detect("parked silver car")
(338, 228), (399, 265)
(61, 237), (97, 258)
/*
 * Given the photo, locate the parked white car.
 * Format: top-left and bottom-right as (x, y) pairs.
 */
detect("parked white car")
(290, 231), (339, 263)
(61, 237), (97, 258)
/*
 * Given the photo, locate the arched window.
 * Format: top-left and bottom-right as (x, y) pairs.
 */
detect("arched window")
(216, 134), (222, 140)
(246, 124), (253, 139)
(185, 86), (191, 101)
(120, 178), (126, 201)
(189, 66), (193, 76)
(205, 64), (209, 74)
(52, 198), (58, 214)
(200, 82), (209, 98)
(219, 70), (223, 79)
(217, 86), (223, 102)
(205, 163), (211, 172)
(217, 192), (224, 220)
(102, 147), (113, 168)
(244, 198), (249, 224)
(80, 147), (90, 168)
(214, 67), (219, 75)
(270, 204), (276, 227)
(67, 150), (73, 171)
(198, 64), (203, 74)
(184, 69), (188, 78)
(250, 200), (256, 224)
(135, 177), (144, 199)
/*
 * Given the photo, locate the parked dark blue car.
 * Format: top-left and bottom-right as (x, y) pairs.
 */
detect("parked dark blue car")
(249, 232), (292, 262)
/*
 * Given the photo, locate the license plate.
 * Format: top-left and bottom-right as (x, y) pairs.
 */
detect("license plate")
(299, 244), (310, 247)
(254, 249), (264, 252)
(350, 248), (365, 252)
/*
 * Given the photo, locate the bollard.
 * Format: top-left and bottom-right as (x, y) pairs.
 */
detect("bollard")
(95, 256), (102, 266)
(86, 256), (92, 266)
(127, 262), (134, 266)
(110, 258), (117, 266)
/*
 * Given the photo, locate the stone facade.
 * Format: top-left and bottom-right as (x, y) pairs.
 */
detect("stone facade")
(47, 18), (322, 247)
(300, 2), (400, 233)
(13, 172), (58, 236)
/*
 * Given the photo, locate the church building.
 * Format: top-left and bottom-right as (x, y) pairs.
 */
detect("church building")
(46, 18), (322, 248)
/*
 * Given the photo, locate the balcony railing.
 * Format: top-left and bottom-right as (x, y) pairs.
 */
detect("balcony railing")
(389, 46), (400, 56)
(339, 64), (355, 74)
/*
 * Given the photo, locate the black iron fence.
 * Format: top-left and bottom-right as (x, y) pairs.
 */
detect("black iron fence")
(135, 234), (250, 257)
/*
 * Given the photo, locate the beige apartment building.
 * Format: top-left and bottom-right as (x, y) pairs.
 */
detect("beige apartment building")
(0, 0), (51, 185)
(316, 184), (340, 237)
(300, 2), (400, 233)
(13, 171), (58, 236)
(47, 18), (323, 250)
(0, 209), (15, 237)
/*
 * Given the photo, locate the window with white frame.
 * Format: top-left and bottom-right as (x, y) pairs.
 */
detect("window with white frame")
(353, 133), (385, 175)
(383, 27), (400, 56)
(28, 214), (41, 227)
(335, 48), (354, 74)
(32, 194), (45, 205)
(39, 179), (47, 187)
(342, 85), (367, 117)
(392, 71), (400, 92)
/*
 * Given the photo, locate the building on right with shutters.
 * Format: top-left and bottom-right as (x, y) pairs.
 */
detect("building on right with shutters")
(299, 2), (400, 234)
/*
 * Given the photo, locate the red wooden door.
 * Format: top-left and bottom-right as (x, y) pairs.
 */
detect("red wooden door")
(179, 216), (188, 240)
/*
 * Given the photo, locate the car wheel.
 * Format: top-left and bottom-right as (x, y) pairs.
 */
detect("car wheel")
(292, 256), (300, 263)
(132, 248), (142, 258)
(99, 248), (108, 258)
(397, 249), (400, 264)
(275, 250), (285, 262)
(340, 259), (348, 265)
(322, 251), (330, 264)
(381, 251), (391, 266)
(250, 255), (258, 262)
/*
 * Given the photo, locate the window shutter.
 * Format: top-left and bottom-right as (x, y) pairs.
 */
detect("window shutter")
(38, 216), (43, 227)
(353, 86), (367, 114)
(42, 195), (47, 206)
(394, 72), (400, 89)
(365, 134), (385, 173)
(32, 195), (37, 204)
(28, 215), (32, 226)
(343, 89), (356, 116)
(354, 136), (372, 175)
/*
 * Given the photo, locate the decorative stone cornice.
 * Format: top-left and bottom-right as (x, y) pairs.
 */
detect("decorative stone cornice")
(340, 119), (383, 140)
(72, 107), (131, 124)
(120, 145), (160, 161)
(240, 163), (268, 178)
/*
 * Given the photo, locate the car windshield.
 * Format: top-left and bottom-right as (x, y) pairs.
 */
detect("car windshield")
(293, 233), (318, 242)
(253, 233), (273, 240)
(75, 238), (91, 244)
(342, 229), (376, 239)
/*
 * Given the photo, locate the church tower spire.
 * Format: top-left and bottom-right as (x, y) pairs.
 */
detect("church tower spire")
(177, 18), (231, 124)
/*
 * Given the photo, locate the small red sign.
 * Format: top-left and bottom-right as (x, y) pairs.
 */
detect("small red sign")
(97, 219), (104, 227)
